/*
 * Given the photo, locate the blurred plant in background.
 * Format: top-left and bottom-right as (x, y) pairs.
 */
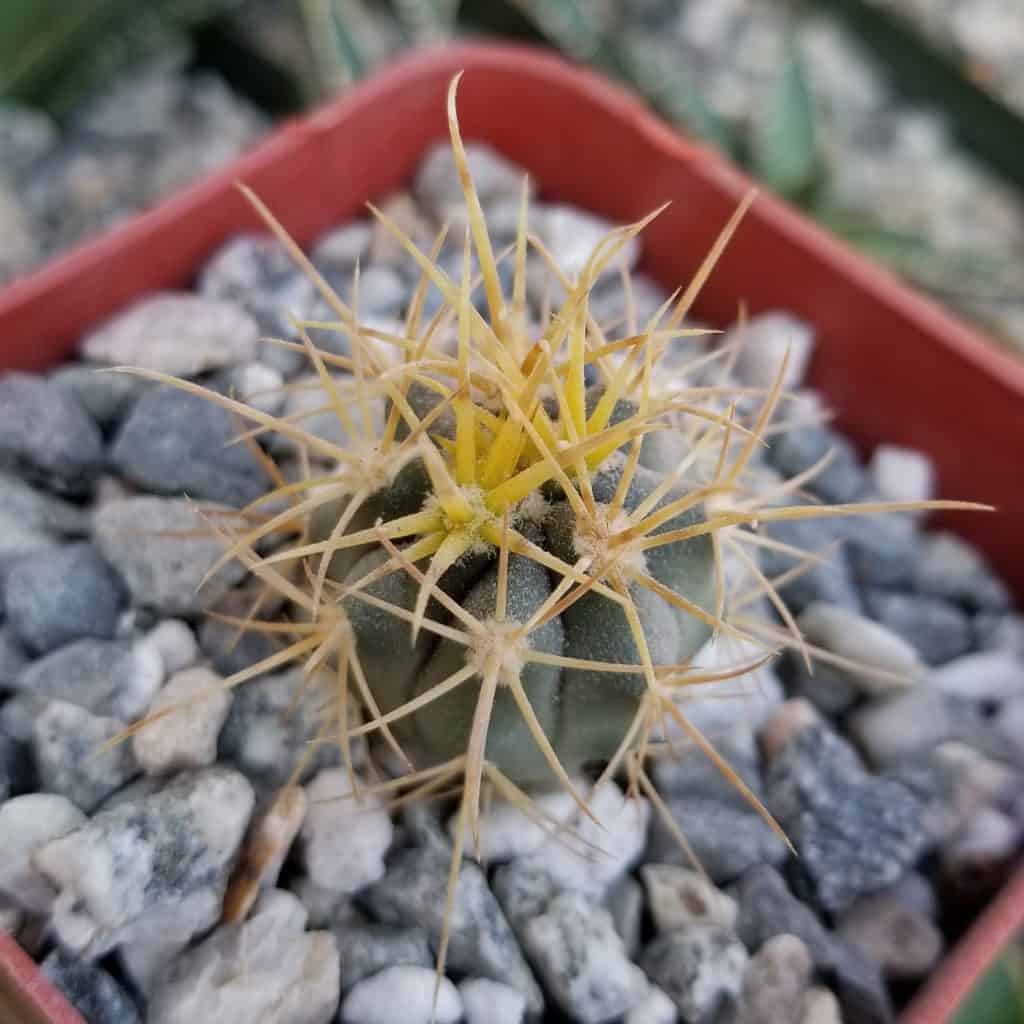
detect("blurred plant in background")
(3, 0), (1024, 355)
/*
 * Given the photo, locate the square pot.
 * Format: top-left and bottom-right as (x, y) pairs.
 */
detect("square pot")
(0, 42), (1021, 1024)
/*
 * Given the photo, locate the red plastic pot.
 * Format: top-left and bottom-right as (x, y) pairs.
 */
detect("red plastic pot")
(0, 41), (1020, 1024)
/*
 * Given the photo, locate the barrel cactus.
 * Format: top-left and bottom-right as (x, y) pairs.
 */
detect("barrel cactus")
(120, 74), (984, 985)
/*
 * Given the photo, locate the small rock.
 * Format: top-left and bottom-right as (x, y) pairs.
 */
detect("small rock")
(606, 875), (644, 958)
(843, 513), (921, 589)
(81, 293), (259, 377)
(33, 700), (139, 811)
(829, 936), (894, 1024)
(142, 619), (198, 675)
(848, 689), (968, 768)
(640, 864), (738, 932)
(4, 542), (124, 655)
(93, 496), (248, 615)
(0, 627), (28, 687)
(218, 668), (341, 788)
(796, 602), (922, 693)
(942, 805), (1020, 884)
(198, 613), (279, 676)
(112, 386), (268, 506)
(0, 793), (85, 912)
(932, 651), (1024, 702)
(449, 788), (575, 862)
(341, 965), (460, 1024)
(541, 205), (640, 281)
(869, 444), (936, 505)
(760, 698), (822, 761)
(761, 513), (862, 614)
(838, 891), (943, 979)
(148, 889), (340, 1024)
(974, 612), (1024, 658)
(226, 360), (285, 414)
(0, 898), (22, 934)
(641, 925), (748, 1023)
(302, 769), (392, 892)
(311, 221), (372, 276)
(800, 987), (843, 1024)
(415, 141), (527, 217)
(118, 887), (223, 995)
(625, 986), (678, 1024)
(14, 635), (164, 720)
(492, 859), (565, 937)
(524, 892), (648, 1024)
(785, 658), (859, 716)
(0, 373), (103, 495)
(133, 666), (232, 775)
(290, 876), (362, 929)
(41, 949), (140, 1024)
(766, 724), (928, 913)
(460, 977), (527, 1024)
(862, 589), (971, 666)
(369, 193), (433, 269)
(361, 843), (542, 1014)
(914, 532), (1011, 612)
(0, 470), (91, 536)
(272, 372), (385, 454)
(736, 934), (813, 1024)
(334, 923), (432, 992)
(35, 766), (253, 957)
(768, 427), (867, 505)
(873, 871), (939, 921)
(734, 866), (836, 971)
(51, 364), (149, 430)
(519, 781), (650, 898)
(730, 312), (815, 392)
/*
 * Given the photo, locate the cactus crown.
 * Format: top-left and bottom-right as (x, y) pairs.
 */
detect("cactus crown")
(116, 73), (985, 999)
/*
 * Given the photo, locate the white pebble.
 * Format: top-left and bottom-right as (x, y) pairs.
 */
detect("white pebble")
(449, 789), (575, 862)
(233, 361), (285, 414)
(0, 795), (85, 913)
(729, 311), (816, 392)
(870, 444), (936, 506)
(932, 651), (1024, 702)
(797, 602), (922, 692)
(133, 667), (232, 775)
(525, 782), (650, 897)
(342, 966), (461, 1024)
(626, 986), (677, 1024)
(119, 638), (166, 720)
(541, 205), (639, 280)
(302, 769), (393, 892)
(143, 619), (199, 675)
(459, 978), (526, 1024)
(640, 864), (738, 933)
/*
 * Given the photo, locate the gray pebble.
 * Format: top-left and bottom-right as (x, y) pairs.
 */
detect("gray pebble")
(914, 531), (1012, 612)
(4, 543), (124, 654)
(828, 936), (894, 1024)
(35, 765), (254, 958)
(33, 699), (139, 812)
(0, 470), (90, 536)
(0, 627), (28, 687)
(768, 426), (867, 504)
(93, 496), (248, 615)
(640, 864), (738, 933)
(51, 364), (149, 430)
(784, 657), (858, 716)
(862, 589), (971, 665)
(641, 925), (748, 1023)
(112, 386), (268, 506)
(973, 612), (1024, 658)
(734, 865), (836, 971)
(459, 978), (527, 1024)
(0, 373), (103, 496)
(198, 614), (279, 676)
(14, 635), (164, 720)
(736, 934), (813, 1024)
(606, 874), (644, 959)
(360, 843), (543, 1014)
(767, 724), (928, 913)
(843, 513), (920, 589)
(80, 292), (260, 377)
(492, 859), (565, 938)
(837, 891), (943, 979)
(524, 892), (648, 1024)
(218, 668), (339, 788)
(41, 948), (140, 1024)
(334, 923), (432, 992)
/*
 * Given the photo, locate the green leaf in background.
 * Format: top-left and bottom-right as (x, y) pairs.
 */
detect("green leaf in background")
(510, 0), (609, 62)
(950, 941), (1024, 1024)
(749, 35), (820, 199)
(614, 33), (735, 155)
(392, 0), (459, 43)
(0, 0), (239, 115)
